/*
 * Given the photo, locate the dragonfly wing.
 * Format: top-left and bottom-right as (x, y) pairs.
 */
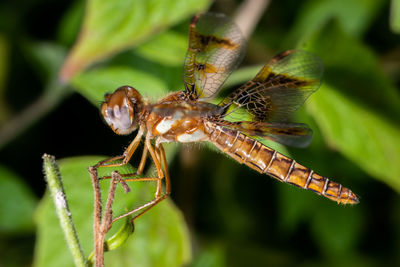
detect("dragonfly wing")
(221, 50), (323, 122)
(183, 13), (246, 99)
(214, 120), (313, 148)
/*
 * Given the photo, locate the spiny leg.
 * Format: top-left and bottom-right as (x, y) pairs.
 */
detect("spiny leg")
(146, 134), (164, 179)
(98, 136), (156, 184)
(136, 144), (148, 175)
(92, 125), (145, 169)
(88, 126), (151, 265)
(157, 143), (171, 196)
(93, 155), (124, 168)
(112, 139), (171, 223)
(91, 126), (145, 192)
(98, 145), (150, 182)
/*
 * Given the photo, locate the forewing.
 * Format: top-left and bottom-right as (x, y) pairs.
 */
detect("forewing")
(221, 50), (323, 122)
(214, 120), (313, 148)
(183, 13), (246, 99)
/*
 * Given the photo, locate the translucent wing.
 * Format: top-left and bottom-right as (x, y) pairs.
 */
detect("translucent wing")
(213, 120), (313, 148)
(183, 13), (246, 99)
(221, 50), (323, 122)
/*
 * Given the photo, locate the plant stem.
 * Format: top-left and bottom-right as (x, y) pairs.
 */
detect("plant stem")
(0, 80), (71, 150)
(42, 154), (87, 267)
(88, 166), (104, 267)
(234, 0), (271, 39)
(89, 167), (121, 267)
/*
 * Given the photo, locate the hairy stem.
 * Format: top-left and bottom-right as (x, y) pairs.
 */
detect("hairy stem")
(42, 154), (87, 267)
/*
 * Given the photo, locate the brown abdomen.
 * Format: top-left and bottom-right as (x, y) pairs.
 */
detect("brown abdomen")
(209, 126), (359, 204)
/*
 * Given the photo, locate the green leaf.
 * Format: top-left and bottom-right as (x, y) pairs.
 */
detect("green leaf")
(277, 182), (317, 234)
(60, 0), (210, 81)
(305, 25), (400, 119)
(307, 84), (400, 191)
(299, 21), (400, 191)
(72, 66), (168, 105)
(34, 155), (191, 267)
(277, 177), (363, 258)
(303, 21), (400, 118)
(0, 165), (37, 233)
(135, 31), (188, 66)
(57, 0), (85, 46)
(310, 201), (363, 257)
(25, 42), (68, 84)
(391, 0), (400, 33)
(191, 243), (226, 267)
(104, 216), (135, 251)
(71, 37), (189, 106)
(284, 0), (385, 47)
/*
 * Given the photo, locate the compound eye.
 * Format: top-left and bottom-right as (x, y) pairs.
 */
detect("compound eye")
(101, 86), (142, 135)
(102, 100), (135, 135)
(104, 92), (112, 102)
(113, 105), (121, 118)
(104, 107), (113, 119)
(113, 104), (132, 129)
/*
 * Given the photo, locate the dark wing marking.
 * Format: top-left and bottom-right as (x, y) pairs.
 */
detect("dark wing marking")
(183, 13), (246, 99)
(220, 50), (323, 122)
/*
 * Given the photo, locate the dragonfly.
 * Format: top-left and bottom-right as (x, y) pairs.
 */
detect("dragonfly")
(92, 12), (359, 223)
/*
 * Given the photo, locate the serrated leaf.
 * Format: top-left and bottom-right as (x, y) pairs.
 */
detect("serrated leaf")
(60, 0), (210, 81)
(34, 156), (191, 267)
(0, 165), (37, 233)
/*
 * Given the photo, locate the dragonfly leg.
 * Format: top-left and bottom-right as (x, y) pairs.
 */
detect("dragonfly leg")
(92, 125), (145, 169)
(111, 138), (171, 224)
(98, 145), (149, 181)
(157, 142), (171, 196)
(136, 144), (148, 175)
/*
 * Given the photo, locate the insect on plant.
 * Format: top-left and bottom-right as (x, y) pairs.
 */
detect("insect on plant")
(89, 12), (359, 252)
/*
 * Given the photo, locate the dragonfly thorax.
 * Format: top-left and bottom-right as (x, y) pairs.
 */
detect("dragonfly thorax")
(101, 86), (143, 135)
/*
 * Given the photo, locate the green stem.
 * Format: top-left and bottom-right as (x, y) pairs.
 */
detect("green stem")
(0, 80), (71, 150)
(42, 154), (88, 267)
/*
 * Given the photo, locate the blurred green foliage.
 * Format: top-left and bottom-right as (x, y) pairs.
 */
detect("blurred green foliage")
(0, 165), (37, 233)
(0, 0), (399, 266)
(36, 156), (190, 267)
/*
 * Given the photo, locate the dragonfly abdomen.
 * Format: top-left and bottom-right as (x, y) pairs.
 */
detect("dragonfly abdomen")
(209, 125), (359, 204)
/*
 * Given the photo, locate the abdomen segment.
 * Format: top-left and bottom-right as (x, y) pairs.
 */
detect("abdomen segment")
(208, 125), (359, 204)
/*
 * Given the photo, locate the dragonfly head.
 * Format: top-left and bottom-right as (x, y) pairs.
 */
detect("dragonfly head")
(101, 86), (143, 135)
